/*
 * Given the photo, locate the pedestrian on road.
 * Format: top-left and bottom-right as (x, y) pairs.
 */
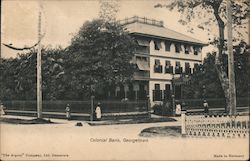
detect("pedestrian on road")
(0, 102), (6, 116)
(95, 102), (102, 121)
(65, 104), (71, 120)
(203, 100), (209, 115)
(175, 101), (181, 116)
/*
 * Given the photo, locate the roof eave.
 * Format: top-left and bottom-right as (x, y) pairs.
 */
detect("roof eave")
(130, 32), (208, 46)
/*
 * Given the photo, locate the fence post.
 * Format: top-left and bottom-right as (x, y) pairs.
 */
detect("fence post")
(181, 110), (186, 136)
(90, 96), (95, 121)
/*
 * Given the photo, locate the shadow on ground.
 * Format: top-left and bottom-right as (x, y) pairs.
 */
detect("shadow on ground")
(88, 117), (177, 126)
(139, 126), (181, 138)
(0, 117), (54, 124)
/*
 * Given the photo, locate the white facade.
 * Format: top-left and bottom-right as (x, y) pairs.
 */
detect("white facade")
(147, 40), (203, 105)
(119, 16), (206, 105)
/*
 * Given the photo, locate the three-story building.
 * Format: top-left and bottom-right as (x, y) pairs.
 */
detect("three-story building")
(116, 16), (207, 105)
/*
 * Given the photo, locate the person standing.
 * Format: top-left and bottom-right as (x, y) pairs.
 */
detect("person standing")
(175, 101), (182, 116)
(95, 103), (102, 121)
(65, 104), (71, 120)
(0, 102), (6, 116)
(203, 100), (209, 115)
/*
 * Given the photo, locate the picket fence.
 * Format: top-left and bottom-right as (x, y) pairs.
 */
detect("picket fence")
(181, 111), (249, 138)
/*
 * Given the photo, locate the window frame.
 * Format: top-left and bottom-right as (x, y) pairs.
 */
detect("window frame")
(175, 44), (182, 53)
(154, 41), (162, 50)
(165, 41), (171, 52)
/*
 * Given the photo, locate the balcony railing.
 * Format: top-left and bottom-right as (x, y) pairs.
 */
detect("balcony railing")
(165, 66), (174, 74)
(117, 16), (164, 27)
(175, 67), (183, 74)
(154, 65), (163, 73)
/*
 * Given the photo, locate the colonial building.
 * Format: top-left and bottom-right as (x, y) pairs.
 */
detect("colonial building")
(116, 16), (206, 105)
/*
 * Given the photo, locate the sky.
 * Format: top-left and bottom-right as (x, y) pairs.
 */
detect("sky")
(1, 0), (249, 58)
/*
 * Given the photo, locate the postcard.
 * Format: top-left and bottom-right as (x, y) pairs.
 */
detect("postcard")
(1, 0), (249, 160)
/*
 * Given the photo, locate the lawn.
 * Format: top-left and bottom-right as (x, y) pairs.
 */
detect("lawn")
(139, 126), (181, 137)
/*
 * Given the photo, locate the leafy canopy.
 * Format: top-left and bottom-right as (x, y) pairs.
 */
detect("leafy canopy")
(155, 0), (249, 45)
(65, 19), (137, 96)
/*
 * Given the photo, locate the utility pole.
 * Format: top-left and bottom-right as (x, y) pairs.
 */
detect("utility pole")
(227, 0), (237, 116)
(37, 1), (42, 119)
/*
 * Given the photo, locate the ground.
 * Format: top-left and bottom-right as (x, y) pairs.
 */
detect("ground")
(0, 115), (249, 160)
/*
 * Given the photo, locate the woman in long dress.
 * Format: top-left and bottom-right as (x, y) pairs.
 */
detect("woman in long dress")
(65, 104), (71, 120)
(0, 102), (6, 116)
(95, 103), (102, 121)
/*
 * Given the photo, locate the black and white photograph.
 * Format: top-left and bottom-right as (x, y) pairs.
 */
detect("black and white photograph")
(0, 0), (249, 160)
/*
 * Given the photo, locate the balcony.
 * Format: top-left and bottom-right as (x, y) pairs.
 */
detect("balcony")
(165, 66), (174, 74)
(133, 71), (150, 80)
(175, 67), (183, 74)
(154, 65), (163, 73)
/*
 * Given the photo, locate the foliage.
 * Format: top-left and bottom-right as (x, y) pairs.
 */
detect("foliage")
(0, 47), (65, 100)
(66, 19), (137, 98)
(152, 103), (173, 116)
(155, 0), (249, 47)
(0, 19), (137, 100)
(155, 0), (249, 112)
(183, 42), (248, 99)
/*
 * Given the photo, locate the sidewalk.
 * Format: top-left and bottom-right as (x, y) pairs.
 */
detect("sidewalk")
(1, 113), (179, 126)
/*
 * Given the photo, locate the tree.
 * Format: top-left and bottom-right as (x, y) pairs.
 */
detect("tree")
(155, 0), (249, 113)
(182, 41), (248, 103)
(0, 20), (137, 101)
(65, 19), (137, 98)
(0, 47), (66, 100)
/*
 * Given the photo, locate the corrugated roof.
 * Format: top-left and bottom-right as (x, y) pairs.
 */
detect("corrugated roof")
(124, 22), (207, 46)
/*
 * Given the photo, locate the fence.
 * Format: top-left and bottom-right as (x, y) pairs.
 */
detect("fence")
(180, 97), (249, 110)
(3, 100), (91, 113)
(2, 100), (149, 120)
(181, 111), (249, 138)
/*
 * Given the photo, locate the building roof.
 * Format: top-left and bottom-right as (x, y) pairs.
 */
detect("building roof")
(118, 16), (207, 46)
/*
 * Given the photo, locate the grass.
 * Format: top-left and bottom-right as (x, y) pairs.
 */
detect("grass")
(139, 126), (181, 137)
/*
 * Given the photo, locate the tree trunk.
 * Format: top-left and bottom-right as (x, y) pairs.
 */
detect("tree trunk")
(213, 6), (230, 113)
